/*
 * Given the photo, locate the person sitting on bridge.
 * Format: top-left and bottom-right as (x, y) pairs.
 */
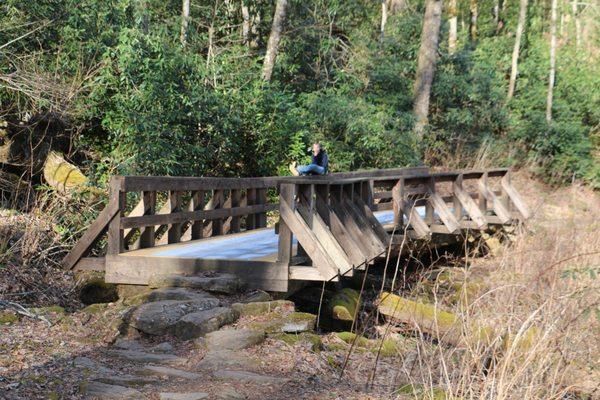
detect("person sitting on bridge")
(289, 142), (328, 176)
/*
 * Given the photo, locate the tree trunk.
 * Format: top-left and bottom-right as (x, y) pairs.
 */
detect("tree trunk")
(469, 0), (478, 41)
(448, 0), (458, 53)
(413, 0), (443, 139)
(572, 0), (581, 48)
(261, 0), (288, 82)
(507, 0), (528, 100)
(380, 0), (388, 41)
(241, 1), (250, 45)
(180, 0), (191, 46)
(546, 0), (558, 122)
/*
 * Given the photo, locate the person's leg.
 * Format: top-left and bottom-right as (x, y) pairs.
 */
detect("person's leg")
(297, 164), (324, 175)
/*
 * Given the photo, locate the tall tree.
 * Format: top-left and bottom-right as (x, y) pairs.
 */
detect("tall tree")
(261, 0), (288, 82)
(381, 0), (388, 41)
(571, 0), (581, 48)
(546, 0), (558, 121)
(448, 0), (458, 53)
(469, 0), (478, 40)
(507, 0), (528, 100)
(241, 1), (250, 46)
(413, 0), (443, 139)
(180, 0), (190, 46)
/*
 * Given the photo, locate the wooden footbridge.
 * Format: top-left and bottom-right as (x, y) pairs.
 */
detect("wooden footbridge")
(62, 167), (530, 292)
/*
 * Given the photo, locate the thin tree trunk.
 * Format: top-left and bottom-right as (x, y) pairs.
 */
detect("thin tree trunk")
(180, 0), (191, 46)
(469, 0), (478, 40)
(241, 1), (250, 45)
(496, 0), (505, 32)
(572, 0), (581, 48)
(507, 0), (528, 100)
(261, 0), (288, 82)
(381, 0), (388, 41)
(413, 0), (443, 139)
(546, 0), (558, 122)
(448, 0), (458, 53)
(493, 0), (499, 27)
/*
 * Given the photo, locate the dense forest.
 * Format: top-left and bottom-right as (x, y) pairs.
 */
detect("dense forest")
(0, 0), (598, 187)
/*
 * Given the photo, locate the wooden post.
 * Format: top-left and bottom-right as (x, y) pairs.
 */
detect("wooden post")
(392, 178), (405, 228)
(212, 189), (224, 236)
(453, 174), (463, 221)
(256, 188), (268, 228)
(139, 191), (156, 248)
(297, 184), (314, 259)
(230, 189), (241, 233)
(277, 183), (294, 266)
(478, 172), (488, 212)
(246, 188), (256, 230)
(167, 190), (183, 243)
(190, 190), (205, 240)
(425, 178), (435, 225)
(107, 176), (125, 255)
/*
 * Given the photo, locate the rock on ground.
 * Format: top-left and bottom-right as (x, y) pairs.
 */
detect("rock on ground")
(108, 350), (186, 365)
(82, 381), (143, 399)
(148, 274), (244, 294)
(231, 300), (294, 317)
(147, 288), (218, 302)
(130, 299), (220, 335)
(171, 307), (239, 340)
(205, 329), (266, 351)
(212, 370), (288, 384)
(159, 393), (208, 400)
(95, 374), (156, 387)
(136, 365), (201, 380)
(196, 350), (258, 371)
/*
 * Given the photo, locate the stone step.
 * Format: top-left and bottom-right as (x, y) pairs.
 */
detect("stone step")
(130, 299), (220, 336)
(212, 370), (288, 384)
(108, 349), (186, 365)
(136, 365), (201, 380)
(148, 274), (244, 294)
(159, 393), (208, 400)
(172, 307), (239, 340)
(95, 374), (156, 387)
(204, 329), (265, 351)
(81, 381), (144, 399)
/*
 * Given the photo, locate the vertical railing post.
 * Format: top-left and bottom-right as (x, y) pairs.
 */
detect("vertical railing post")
(478, 172), (488, 212)
(392, 178), (405, 228)
(277, 183), (294, 266)
(139, 191), (156, 248)
(297, 183), (314, 260)
(453, 174), (463, 221)
(230, 189), (241, 233)
(107, 176), (125, 255)
(425, 177), (435, 225)
(256, 188), (268, 228)
(246, 188), (256, 230)
(500, 170), (511, 212)
(167, 190), (183, 243)
(190, 190), (205, 240)
(211, 189), (224, 236)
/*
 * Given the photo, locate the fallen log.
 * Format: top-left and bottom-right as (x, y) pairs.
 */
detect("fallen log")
(377, 292), (494, 347)
(43, 151), (87, 193)
(329, 288), (360, 322)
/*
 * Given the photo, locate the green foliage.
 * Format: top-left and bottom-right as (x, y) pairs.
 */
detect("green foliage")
(0, 0), (598, 186)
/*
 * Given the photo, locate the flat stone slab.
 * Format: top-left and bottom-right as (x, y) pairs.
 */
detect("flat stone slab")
(172, 307), (239, 340)
(205, 329), (265, 351)
(108, 350), (186, 365)
(82, 381), (143, 399)
(241, 290), (271, 303)
(130, 299), (220, 335)
(147, 288), (218, 302)
(196, 350), (257, 371)
(149, 274), (244, 294)
(159, 393), (208, 400)
(212, 370), (288, 384)
(246, 312), (317, 334)
(149, 342), (174, 353)
(73, 357), (113, 375)
(95, 374), (156, 387)
(231, 300), (294, 317)
(136, 365), (201, 380)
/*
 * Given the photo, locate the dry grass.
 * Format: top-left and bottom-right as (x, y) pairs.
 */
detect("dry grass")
(387, 174), (600, 399)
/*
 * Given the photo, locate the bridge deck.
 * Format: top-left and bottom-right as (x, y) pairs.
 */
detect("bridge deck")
(120, 210), (396, 261)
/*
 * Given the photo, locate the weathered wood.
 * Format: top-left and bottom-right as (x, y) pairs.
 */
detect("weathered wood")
(256, 188), (268, 228)
(122, 176), (281, 192)
(279, 199), (338, 280)
(330, 196), (380, 260)
(277, 184), (294, 265)
(246, 188), (257, 229)
(428, 189), (461, 234)
(139, 191), (156, 248)
(105, 255), (288, 292)
(477, 177), (511, 223)
(107, 177), (126, 255)
(297, 203), (352, 276)
(289, 266), (339, 281)
(61, 202), (119, 270)
(73, 257), (106, 272)
(120, 203), (278, 229)
(229, 189), (241, 233)
(501, 173), (531, 219)
(353, 195), (390, 246)
(453, 174), (487, 229)
(344, 196), (386, 252)
(402, 198), (431, 239)
(190, 190), (206, 240)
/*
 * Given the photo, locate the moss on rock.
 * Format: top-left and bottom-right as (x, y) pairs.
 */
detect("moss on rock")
(0, 311), (18, 324)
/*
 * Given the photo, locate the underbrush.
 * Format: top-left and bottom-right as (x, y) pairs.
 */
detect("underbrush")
(387, 178), (600, 399)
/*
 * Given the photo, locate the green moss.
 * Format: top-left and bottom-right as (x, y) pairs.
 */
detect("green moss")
(246, 311), (316, 333)
(397, 384), (450, 400)
(232, 300), (294, 317)
(122, 291), (151, 307)
(335, 331), (401, 357)
(271, 332), (323, 351)
(329, 288), (360, 322)
(47, 392), (60, 400)
(0, 311), (18, 324)
(31, 305), (66, 315)
(81, 303), (108, 315)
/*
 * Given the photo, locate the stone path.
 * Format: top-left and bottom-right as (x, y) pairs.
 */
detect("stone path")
(79, 277), (317, 399)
